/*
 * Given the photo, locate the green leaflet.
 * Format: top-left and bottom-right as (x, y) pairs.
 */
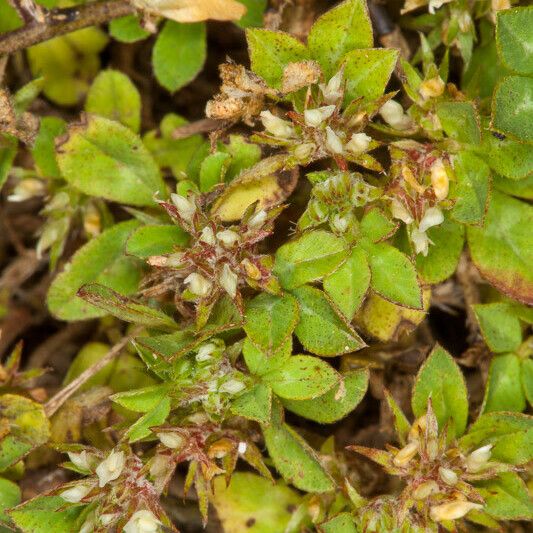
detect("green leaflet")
(292, 286), (365, 356)
(244, 292), (299, 352)
(246, 28), (309, 89)
(307, 0), (372, 77)
(85, 70), (141, 132)
(57, 116), (165, 206)
(126, 224), (189, 259)
(467, 191), (533, 306)
(152, 21), (206, 92)
(47, 220), (142, 321)
(412, 345), (469, 438)
(343, 48), (398, 102)
(262, 401), (334, 492)
(482, 353), (526, 414)
(212, 473), (300, 533)
(472, 303), (522, 353)
(9, 496), (86, 533)
(274, 230), (348, 289)
(0, 394), (50, 472)
(283, 369), (369, 424)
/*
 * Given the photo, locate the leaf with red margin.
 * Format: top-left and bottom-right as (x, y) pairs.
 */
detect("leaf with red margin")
(467, 191), (533, 305)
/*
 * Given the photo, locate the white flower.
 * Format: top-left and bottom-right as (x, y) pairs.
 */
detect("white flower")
(219, 263), (238, 298)
(157, 432), (185, 449)
(247, 209), (267, 229)
(412, 227), (430, 256)
(325, 126), (343, 154)
(184, 272), (212, 297)
(171, 193), (196, 222)
(331, 213), (349, 233)
(199, 226), (216, 245)
(393, 440), (419, 466)
(123, 510), (162, 533)
(379, 100), (413, 130)
(391, 198), (413, 224)
(67, 450), (91, 471)
(60, 483), (93, 503)
(430, 500), (483, 522)
(304, 105), (336, 127)
(260, 110), (294, 138)
(412, 480), (439, 500)
(7, 178), (45, 202)
(293, 142), (316, 160)
(219, 378), (245, 394)
(216, 229), (240, 247)
(430, 159), (449, 201)
(237, 441), (247, 454)
(345, 132), (371, 155)
(419, 207), (444, 232)
(95, 450), (125, 487)
(439, 467), (458, 486)
(466, 444), (492, 472)
(320, 70), (344, 104)
(419, 76), (445, 100)
(196, 342), (216, 362)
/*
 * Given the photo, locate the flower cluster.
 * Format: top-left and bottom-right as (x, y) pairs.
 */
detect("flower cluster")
(254, 68), (384, 171)
(58, 448), (171, 533)
(386, 142), (451, 255)
(145, 190), (282, 328)
(349, 402), (510, 528)
(298, 170), (382, 236)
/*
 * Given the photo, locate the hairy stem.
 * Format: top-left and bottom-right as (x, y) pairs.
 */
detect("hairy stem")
(0, 0), (135, 55)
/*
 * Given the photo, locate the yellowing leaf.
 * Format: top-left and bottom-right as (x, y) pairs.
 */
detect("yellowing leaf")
(134, 0), (246, 23)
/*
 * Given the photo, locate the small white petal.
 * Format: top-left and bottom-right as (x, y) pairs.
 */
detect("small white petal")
(325, 126), (343, 154)
(196, 342), (217, 361)
(260, 110), (294, 138)
(219, 379), (245, 394)
(219, 263), (238, 298)
(419, 207), (444, 232)
(320, 70), (344, 104)
(200, 226), (216, 245)
(95, 450), (125, 488)
(247, 209), (267, 230)
(238, 441), (247, 454)
(293, 142), (316, 160)
(171, 193), (196, 222)
(67, 450), (91, 471)
(391, 198), (413, 224)
(123, 510), (162, 533)
(184, 273), (212, 297)
(466, 444), (492, 472)
(304, 105), (336, 127)
(379, 100), (413, 130)
(60, 483), (93, 503)
(216, 229), (240, 247)
(411, 227), (429, 256)
(157, 432), (186, 449)
(439, 467), (458, 486)
(345, 132), (372, 155)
